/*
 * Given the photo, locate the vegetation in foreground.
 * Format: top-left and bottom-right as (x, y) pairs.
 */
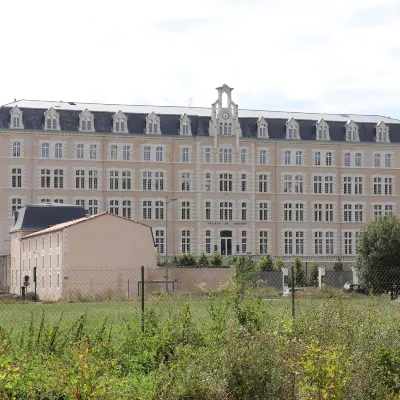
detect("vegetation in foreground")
(1, 290), (400, 399)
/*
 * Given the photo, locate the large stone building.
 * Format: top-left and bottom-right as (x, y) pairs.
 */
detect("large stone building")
(1, 84), (400, 265)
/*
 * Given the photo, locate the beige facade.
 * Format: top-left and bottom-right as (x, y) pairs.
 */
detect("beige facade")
(1, 85), (400, 266)
(11, 213), (156, 300)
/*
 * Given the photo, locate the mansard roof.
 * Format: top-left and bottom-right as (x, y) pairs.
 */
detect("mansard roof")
(1, 99), (400, 142)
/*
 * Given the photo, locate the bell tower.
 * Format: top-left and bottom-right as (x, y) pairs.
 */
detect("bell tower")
(209, 84), (242, 140)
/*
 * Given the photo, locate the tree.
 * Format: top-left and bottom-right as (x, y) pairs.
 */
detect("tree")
(258, 254), (273, 271)
(308, 262), (319, 287)
(235, 256), (260, 298)
(356, 214), (400, 293)
(273, 258), (285, 271)
(197, 253), (209, 267)
(333, 261), (343, 272)
(293, 257), (306, 287)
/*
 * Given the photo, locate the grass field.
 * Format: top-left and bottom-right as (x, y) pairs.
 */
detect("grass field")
(1, 290), (400, 399)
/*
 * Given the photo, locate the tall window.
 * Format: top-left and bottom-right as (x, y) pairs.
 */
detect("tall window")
(296, 151), (303, 166)
(284, 231), (293, 255)
(284, 203), (293, 221)
(258, 174), (268, 193)
(343, 204), (353, 222)
(295, 175), (304, 194)
(295, 232), (304, 255)
(75, 199), (85, 207)
(181, 172), (190, 191)
(123, 145), (131, 161)
(241, 202), (247, 221)
(40, 169), (51, 188)
(75, 170), (85, 189)
(204, 148), (211, 163)
(181, 231), (191, 254)
(355, 204), (363, 222)
(181, 201), (191, 220)
(205, 230), (211, 254)
(115, 117), (126, 133)
(142, 171), (152, 191)
(41, 143), (50, 158)
(314, 151), (321, 166)
(355, 153), (362, 167)
(88, 199), (98, 215)
(284, 175), (292, 193)
(241, 174), (247, 192)
(156, 146), (163, 162)
(109, 200), (119, 215)
(11, 198), (22, 216)
(284, 151), (291, 165)
(313, 176), (322, 194)
(142, 201), (152, 219)
(122, 170), (132, 190)
(109, 170), (119, 190)
(355, 177), (363, 195)
(122, 200), (132, 219)
(377, 126), (388, 142)
(324, 176), (333, 194)
(373, 153), (381, 168)
(13, 114), (20, 128)
(219, 202), (233, 220)
(295, 203), (304, 222)
(12, 141), (21, 157)
(241, 231), (247, 254)
(259, 203), (268, 221)
(385, 177), (393, 195)
(110, 145), (118, 160)
(314, 231), (323, 255)
(259, 150), (267, 165)
(55, 143), (63, 159)
(385, 154), (392, 168)
(259, 125), (266, 138)
(90, 144), (97, 160)
(219, 173), (233, 192)
(313, 203), (322, 222)
(155, 172), (164, 191)
(317, 126), (329, 140)
(219, 148), (232, 163)
(343, 176), (352, 194)
(11, 168), (22, 188)
(144, 146), (151, 161)
(373, 177), (382, 195)
(155, 230), (165, 254)
(260, 231), (268, 254)
(88, 170), (98, 190)
(76, 144), (84, 159)
(344, 232), (354, 255)
(346, 126), (358, 142)
(205, 202), (211, 220)
(155, 201), (164, 220)
(205, 172), (211, 192)
(344, 153), (351, 167)
(53, 169), (64, 189)
(326, 152), (332, 166)
(181, 147), (189, 162)
(182, 124), (189, 135)
(240, 149), (247, 164)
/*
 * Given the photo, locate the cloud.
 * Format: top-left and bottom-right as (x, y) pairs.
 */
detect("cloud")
(1, 0), (399, 119)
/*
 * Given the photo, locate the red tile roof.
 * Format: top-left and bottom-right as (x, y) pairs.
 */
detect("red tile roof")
(21, 212), (151, 240)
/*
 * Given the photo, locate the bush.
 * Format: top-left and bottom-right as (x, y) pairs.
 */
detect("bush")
(258, 254), (273, 271)
(333, 261), (343, 272)
(273, 257), (285, 271)
(210, 252), (223, 268)
(179, 254), (197, 267)
(197, 253), (209, 267)
(308, 263), (319, 287)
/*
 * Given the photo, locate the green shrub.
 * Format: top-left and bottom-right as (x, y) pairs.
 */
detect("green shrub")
(197, 253), (209, 267)
(179, 253), (197, 267)
(210, 252), (223, 268)
(258, 254), (273, 271)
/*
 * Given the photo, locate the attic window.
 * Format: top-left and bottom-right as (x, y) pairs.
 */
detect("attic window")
(79, 109), (95, 132)
(316, 120), (330, 141)
(113, 111), (128, 133)
(257, 117), (268, 138)
(286, 118), (299, 139)
(180, 114), (192, 136)
(10, 106), (23, 129)
(146, 112), (161, 135)
(376, 122), (389, 143)
(346, 121), (359, 142)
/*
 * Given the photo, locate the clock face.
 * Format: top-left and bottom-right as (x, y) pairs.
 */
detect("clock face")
(222, 112), (230, 120)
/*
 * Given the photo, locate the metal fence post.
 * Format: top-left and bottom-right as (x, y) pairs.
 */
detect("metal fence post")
(141, 266), (145, 333)
(291, 264), (295, 320)
(127, 279), (130, 299)
(34, 267), (37, 302)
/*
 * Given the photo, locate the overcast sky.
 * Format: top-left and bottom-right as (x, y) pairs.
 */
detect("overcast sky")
(1, 0), (400, 118)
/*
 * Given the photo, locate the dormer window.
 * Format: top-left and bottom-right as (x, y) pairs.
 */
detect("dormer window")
(257, 117), (268, 138)
(286, 118), (299, 139)
(10, 106), (23, 129)
(44, 108), (60, 131)
(146, 112), (161, 135)
(113, 111), (128, 133)
(316, 119), (330, 141)
(79, 109), (95, 132)
(180, 114), (192, 136)
(376, 122), (390, 143)
(346, 121), (359, 142)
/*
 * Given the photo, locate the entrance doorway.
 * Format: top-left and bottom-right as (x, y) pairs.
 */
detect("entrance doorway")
(220, 230), (232, 256)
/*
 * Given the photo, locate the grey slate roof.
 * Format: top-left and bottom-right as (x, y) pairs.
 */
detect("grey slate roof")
(1, 99), (400, 143)
(11, 204), (87, 233)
